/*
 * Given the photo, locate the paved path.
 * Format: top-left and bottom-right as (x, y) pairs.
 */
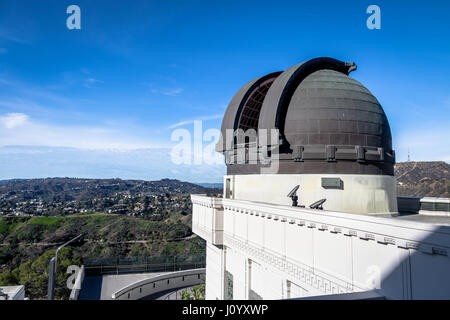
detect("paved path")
(1, 235), (199, 247)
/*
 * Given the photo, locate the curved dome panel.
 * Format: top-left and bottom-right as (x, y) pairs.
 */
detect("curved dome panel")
(216, 71), (281, 153)
(258, 57), (357, 139)
(217, 58), (395, 176)
(284, 69), (392, 151)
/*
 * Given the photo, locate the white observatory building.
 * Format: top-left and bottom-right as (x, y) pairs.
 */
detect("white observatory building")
(191, 58), (450, 300)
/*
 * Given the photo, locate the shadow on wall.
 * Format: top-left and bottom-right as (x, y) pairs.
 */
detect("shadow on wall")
(293, 223), (449, 300)
(374, 224), (449, 300)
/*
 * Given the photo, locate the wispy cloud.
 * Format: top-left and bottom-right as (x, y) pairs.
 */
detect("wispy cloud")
(0, 75), (70, 104)
(162, 87), (183, 96)
(142, 82), (184, 97)
(0, 29), (29, 44)
(168, 113), (223, 129)
(84, 78), (104, 88)
(150, 87), (184, 96)
(0, 78), (12, 85)
(0, 113), (29, 129)
(0, 145), (226, 181)
(0, 76), (98, 117)
(0, 112), (161, 150)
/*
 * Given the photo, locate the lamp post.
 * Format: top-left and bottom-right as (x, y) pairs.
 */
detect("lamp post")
(47, 234), (83, 300)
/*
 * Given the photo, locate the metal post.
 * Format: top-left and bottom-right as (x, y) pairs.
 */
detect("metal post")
(48, 234), (83, 300)
(47, 257), (56, 300)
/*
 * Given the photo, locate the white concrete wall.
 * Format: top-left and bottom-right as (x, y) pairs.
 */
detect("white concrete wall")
(192, 195), (224, 245)
(219, 198), (450, 300)
(205, 242), (224, 300)
(225, 245), (248, 300)
(226, 174), (398, 214)
(249, 259), (284, 300)
(193, 194), (450, 300)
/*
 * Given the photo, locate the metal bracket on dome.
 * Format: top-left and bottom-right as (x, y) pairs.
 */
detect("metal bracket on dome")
(326, 146), (337, 162)
(225, 143), (394, 166)
(345, 62), (357, 74)
(292, 146), (304, 162)
(287, 145), (394, 164)
(356, 146), (366, 163)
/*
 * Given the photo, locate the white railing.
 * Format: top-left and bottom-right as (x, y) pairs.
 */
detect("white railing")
(69, 265), (85, 300)
(420, 197), (450, 216)
(111, 268), (205, 300)
(397, 196), (450, 216)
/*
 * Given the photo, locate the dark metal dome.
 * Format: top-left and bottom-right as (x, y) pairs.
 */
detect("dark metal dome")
(216, 57), (395, 176)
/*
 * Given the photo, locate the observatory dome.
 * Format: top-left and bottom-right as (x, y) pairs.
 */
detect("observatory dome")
(217, 57), (395, 176)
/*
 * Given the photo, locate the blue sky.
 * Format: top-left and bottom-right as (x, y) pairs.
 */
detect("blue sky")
(0, 0), (449, 182)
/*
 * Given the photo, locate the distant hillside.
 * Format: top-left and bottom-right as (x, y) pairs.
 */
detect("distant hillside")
(395, 161), (450, 198)
(195, 182), (223, 189)
(0, 214), (206, 299)
(0, 177), (219, 203)
(0, 178), (222, 217)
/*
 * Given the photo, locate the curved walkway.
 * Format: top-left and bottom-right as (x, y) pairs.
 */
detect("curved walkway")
(112, 268), (205, 300)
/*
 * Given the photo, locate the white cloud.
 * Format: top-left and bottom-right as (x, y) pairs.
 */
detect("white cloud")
(0, 113), (29, 129)
(0, 112), (162, 150)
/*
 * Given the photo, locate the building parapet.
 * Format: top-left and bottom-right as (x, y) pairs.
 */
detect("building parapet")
(221, 197), (450, 249)
(397, 196), (450, 216)
(191, 194), (450, 299)
(420, 197), (450, 216)
(221, 197), (450, 299)
(191, 195), (224, 245)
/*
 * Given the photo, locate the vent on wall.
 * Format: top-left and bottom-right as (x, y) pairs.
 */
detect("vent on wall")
(321, 178), (343, 189)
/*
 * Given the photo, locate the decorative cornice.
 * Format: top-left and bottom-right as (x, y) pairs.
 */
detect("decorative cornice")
(220, 200), (449, 257)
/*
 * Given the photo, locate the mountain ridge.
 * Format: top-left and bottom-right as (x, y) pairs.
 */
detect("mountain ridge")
(395, 161), (449, 198)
